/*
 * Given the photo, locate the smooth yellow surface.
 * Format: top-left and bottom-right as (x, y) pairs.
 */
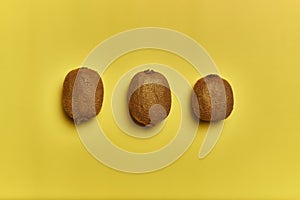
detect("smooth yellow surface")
(1, 0), (300, 199)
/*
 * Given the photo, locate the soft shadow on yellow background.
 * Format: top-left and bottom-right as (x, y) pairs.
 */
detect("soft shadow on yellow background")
(1, 0), (300, 199)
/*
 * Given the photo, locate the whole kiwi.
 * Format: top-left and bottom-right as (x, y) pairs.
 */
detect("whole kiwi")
(128, 69), (171, 127)
(191, 74), (234, 122)
(62, 67), (104, 124)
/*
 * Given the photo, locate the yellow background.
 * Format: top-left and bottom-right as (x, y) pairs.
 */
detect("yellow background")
(1, 0), (300, 199)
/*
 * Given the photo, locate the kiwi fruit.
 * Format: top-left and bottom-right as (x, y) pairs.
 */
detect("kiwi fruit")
(191, 74), (233, 122)
(128, 69), (171, 127)
(62, 67), (104, 124)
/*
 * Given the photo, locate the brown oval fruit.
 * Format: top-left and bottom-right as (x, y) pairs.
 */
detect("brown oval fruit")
(128, 70), (171, 127)
(191, 74), (234, 122)
(62, 67), (104, 124)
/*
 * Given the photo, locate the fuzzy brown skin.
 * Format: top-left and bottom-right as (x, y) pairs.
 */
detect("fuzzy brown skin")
(128, 70), (171, 127)
(191, 74), (234, 122)
(62, 68), (104, 124)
